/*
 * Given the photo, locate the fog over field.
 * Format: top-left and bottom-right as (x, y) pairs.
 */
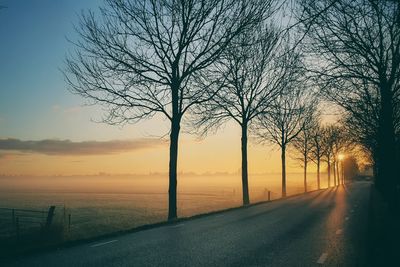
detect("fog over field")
(0, 172), (328, 195)
(0, 172), (328, 240)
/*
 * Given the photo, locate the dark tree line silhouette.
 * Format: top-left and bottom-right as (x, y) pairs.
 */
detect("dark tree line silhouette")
(65, 0), (399, 219)
(297, 0), (400, 209)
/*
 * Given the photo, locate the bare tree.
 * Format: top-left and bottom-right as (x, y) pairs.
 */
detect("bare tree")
(255, 62), (310, 197)
(343, 155), (360, 182)
(331, 126), (353, 185)
(192, 22), (289, 205)
(291, 123), (312, 193)
(326, 125), (343, 186)
(297, 0), (400, 204)
(321, 125), (336, 187)
(309, 117), (326, 189)
(65, 0), (270, 220)
(291, 103), (318, 192)
(340, 84), (380, 177)
(322, 124), (350, 186)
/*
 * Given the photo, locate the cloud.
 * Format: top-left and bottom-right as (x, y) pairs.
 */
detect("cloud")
(0, 138), (165, 156)
(51, 104), (84, 115)
(52, 105), (61, 112)
(63, 106), (82, 114)
(0, 151), (30, 160)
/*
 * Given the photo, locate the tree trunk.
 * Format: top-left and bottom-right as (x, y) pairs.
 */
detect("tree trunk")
(168, 79), (180, 221)
(377, 83), (397, 207)
(168, 117), (180, 220)
(317, 157), (320, 190)
(372, 152), (379, 184)
(342, 161), (345, 185)
(304, 158), (307, 193)
(333, 160), (337, 186)
(241, 122), (250, 205)
(281, 144), (287, 198)
(327, 158), (331, 187)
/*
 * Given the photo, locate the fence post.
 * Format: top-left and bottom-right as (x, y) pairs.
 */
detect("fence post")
(46, 206), (56, 228)
(15, 217), (20, 239)
(68, 214), (71, 231)
(12, 209), (15, 224)
(268, 191), (271, 201)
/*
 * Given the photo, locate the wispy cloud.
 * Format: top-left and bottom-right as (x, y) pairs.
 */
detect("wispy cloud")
(63, 106), (82, 114)
(0, 151), (30, 160)
(0, 138), (165, 156)
(51, 104), (83, 115)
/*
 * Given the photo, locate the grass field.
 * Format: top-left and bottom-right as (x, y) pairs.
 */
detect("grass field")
(0, 173), (328, 242)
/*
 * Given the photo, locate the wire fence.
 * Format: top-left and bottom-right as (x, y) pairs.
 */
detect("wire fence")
(0, 206), (56, 239)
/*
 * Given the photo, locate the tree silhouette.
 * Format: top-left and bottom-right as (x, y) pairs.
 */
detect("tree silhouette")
(342, 108), (379, 176)
(321, 125), (335, 187)
(65, 0), (270, 220)
(298, 0), (400, 205)
(254, 59), (310, 197)
(321, 124), (350, 186)
(193, 22), (290, 205)
(343, 155), (360, 182)
(291, 104), (318, 192)
(306, 115), (326, 189)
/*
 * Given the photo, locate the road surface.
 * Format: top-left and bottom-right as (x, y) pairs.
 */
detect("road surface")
(5, 181), (371, 266)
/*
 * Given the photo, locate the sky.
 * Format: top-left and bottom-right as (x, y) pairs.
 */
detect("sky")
(0, 0), (321, 176)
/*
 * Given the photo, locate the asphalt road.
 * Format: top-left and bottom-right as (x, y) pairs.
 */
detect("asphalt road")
(5, 181), (371, 267)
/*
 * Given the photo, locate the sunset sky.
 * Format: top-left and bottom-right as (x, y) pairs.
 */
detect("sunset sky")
(0, 0), (328, 176)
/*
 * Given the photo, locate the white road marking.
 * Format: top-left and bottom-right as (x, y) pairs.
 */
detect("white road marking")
(345, 217), (349, 221)
(91, 240), (118, 248)
(171, 224), (184, 228)
(215, 214), (224, 218)
(336, 229), (343, 235)
(317, 252), (328, 264)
